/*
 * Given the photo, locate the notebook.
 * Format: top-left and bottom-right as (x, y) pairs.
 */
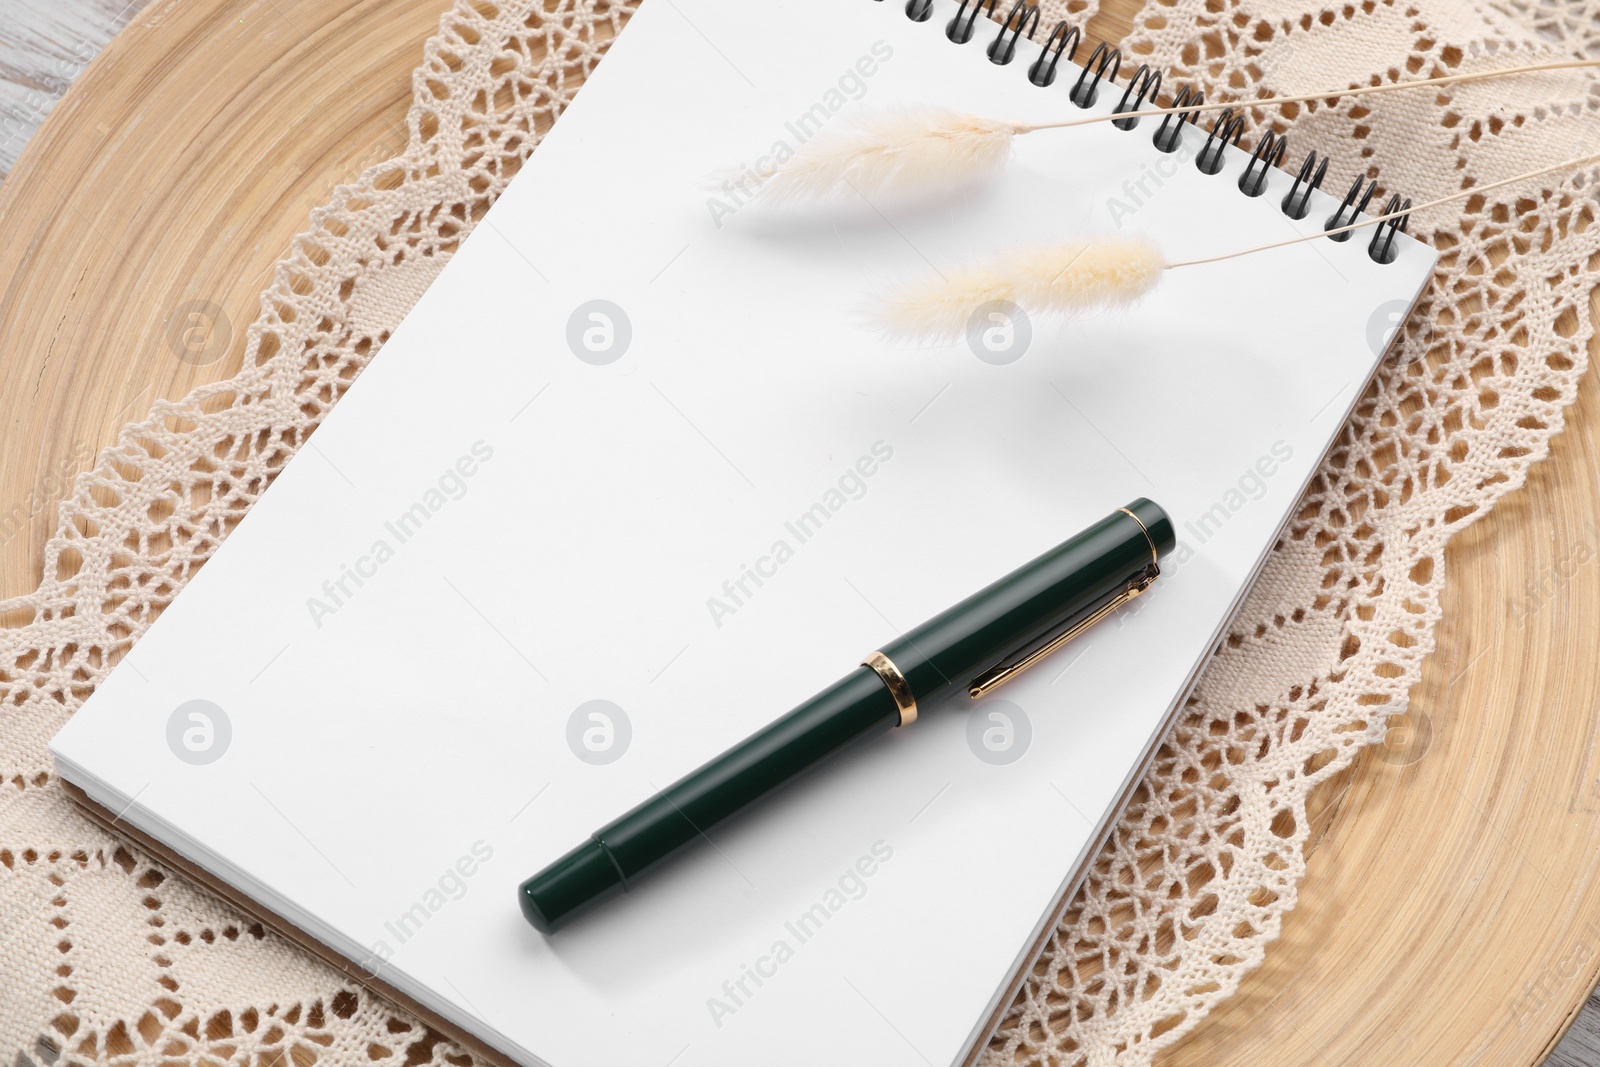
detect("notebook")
(50, 0), (1435, 1063)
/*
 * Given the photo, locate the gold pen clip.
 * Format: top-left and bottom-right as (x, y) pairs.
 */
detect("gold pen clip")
(967, 565), (1159, 700)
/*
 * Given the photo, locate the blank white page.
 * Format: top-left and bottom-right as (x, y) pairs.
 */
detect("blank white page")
(52, 0), (1434, 1063)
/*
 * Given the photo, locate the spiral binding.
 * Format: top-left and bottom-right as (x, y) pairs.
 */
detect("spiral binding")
(1112, 65), (1161, 131)
(892, 0), (1412, 263)
(1197, 108), (1243, 175)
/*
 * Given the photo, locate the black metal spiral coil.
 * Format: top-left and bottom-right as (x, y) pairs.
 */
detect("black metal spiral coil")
(889, 0), (1413, 263)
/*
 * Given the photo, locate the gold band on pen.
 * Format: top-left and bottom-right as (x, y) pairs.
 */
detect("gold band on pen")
(1118, 506), (1160, 569)
(862, 651), (917, 727)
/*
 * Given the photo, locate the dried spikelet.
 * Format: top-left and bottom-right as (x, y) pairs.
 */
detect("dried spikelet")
(748, 61), (1600, 205)
(875, 237), (1166, 340)
(875, 261), (1022, 342)
(1014, 237), (1166, 313)
(760, 110), (1018, 203)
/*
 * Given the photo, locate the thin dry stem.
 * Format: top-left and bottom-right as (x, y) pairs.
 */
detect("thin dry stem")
(1166, 152), (1600, 268)
(1013, 58), (1600, 133)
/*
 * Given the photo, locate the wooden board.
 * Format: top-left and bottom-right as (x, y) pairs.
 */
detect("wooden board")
(2, 0), (1598, 1063)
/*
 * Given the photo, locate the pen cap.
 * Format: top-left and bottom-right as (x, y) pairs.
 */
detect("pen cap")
(880, 499), (1173, 698)
(518, 838), (625, 934)
(1122, 497), (1176, 558)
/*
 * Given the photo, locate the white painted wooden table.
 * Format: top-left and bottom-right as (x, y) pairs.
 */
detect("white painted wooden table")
(0, 0), (149, 179)
(3, 1), (1600, 1064)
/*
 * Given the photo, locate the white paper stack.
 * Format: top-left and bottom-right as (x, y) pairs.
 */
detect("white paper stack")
(52, 0), (1434, 1063)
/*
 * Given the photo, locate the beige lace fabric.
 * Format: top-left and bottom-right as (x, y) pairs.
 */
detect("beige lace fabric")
(2, 0), (1597, 1063)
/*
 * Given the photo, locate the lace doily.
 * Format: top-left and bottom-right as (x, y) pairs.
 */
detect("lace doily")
(2, 0), (1596, 1064)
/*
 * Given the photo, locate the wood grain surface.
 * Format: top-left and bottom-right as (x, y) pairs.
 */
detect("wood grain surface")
(2, 0), (1599, 1064)
(0, 0), (151, 179)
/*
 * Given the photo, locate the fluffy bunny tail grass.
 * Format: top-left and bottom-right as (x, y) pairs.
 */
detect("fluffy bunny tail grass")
(874, 265), (1021, 341)
(1013, 237), (1166, 312)
(875, 237), (1166, 340)
(761, 110), (1017, 203)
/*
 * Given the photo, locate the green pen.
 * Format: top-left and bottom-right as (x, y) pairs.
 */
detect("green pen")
(518, 498), (1175, 932)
